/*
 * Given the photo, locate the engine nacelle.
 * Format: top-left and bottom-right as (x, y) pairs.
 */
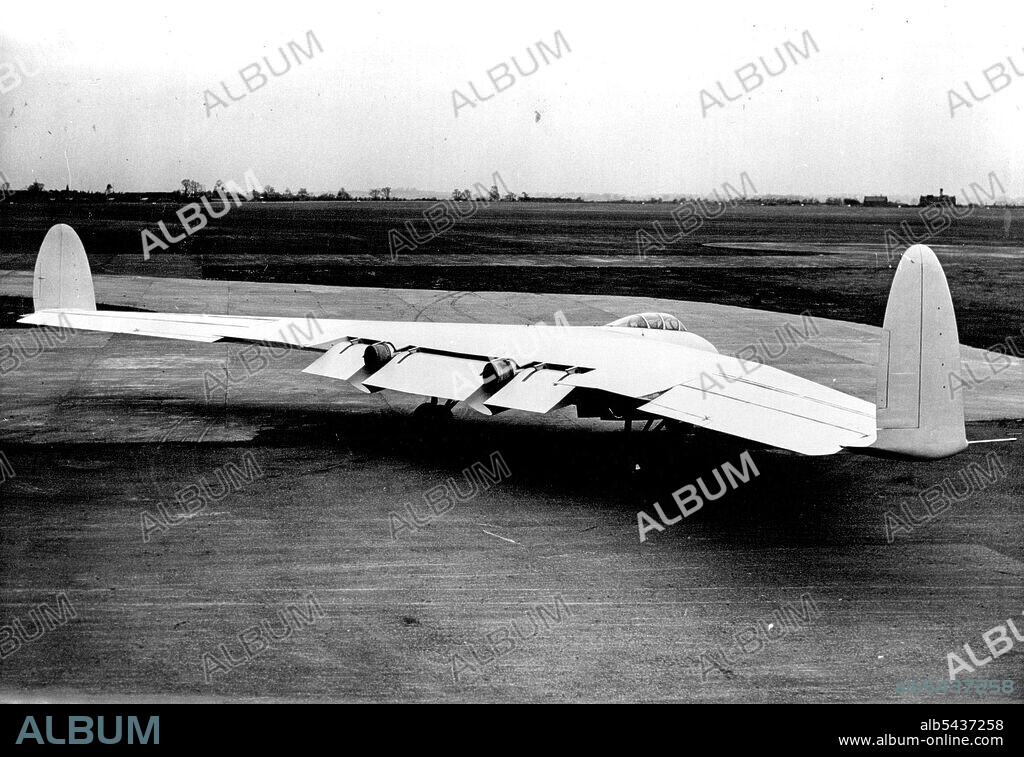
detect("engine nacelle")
(481, 358), (517, 387)
(363, 342), (395, 371)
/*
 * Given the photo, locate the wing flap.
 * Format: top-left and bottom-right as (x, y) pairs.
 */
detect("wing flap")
(18, 309), (336, 348)
(362, 352), (488, 401)
(302, 340), (366, 380)
(301, 340), (380, 393)
(673, 373), (875, 434)
(485, 368), (575, 413)
(18, 310), (227, 343)
(639, 384), (876, 455)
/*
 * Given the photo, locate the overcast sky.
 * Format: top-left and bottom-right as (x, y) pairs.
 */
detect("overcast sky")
(1, 1), (1021, 199)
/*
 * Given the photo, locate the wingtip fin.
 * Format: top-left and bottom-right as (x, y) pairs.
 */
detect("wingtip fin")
(872, 244), (967, 459)
(33, 224), (96, 312)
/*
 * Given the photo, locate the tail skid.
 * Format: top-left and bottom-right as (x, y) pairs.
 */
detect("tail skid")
(871, 244), (967, 459)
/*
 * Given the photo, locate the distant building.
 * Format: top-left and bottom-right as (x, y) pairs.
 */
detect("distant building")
(918, 188), (956, 207)
(863, 195), (889, 207)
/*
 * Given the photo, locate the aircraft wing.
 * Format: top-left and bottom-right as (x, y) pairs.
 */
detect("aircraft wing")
(18, 309), (338, 348)
(18, 223), (878, 457)
(20, 308), (877, 456)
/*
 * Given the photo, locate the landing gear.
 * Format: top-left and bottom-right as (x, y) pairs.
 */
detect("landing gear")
(622, 417), (641, 476)
(622, 416), (673, 476)
(413, 397), (456, 422)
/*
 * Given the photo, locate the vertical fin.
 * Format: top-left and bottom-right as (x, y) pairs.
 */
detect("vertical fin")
(872, 244), (967, 459)
(33, 224), (96, 312)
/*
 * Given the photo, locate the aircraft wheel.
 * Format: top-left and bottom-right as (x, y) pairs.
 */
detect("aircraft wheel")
(413, 402), (453, 422)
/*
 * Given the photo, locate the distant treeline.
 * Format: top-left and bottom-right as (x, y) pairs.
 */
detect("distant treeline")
(0, 190), (884, 206)
(2, 185), (1020, 207)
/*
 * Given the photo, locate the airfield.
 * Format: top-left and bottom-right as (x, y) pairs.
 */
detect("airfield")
(0, 202), (1021, 703)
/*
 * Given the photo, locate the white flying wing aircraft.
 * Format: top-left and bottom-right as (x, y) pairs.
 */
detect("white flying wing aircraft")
(18, 224), (969, 460)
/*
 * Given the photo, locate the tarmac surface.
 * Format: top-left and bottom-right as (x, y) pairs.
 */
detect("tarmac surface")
(0, 270), (1022, 702)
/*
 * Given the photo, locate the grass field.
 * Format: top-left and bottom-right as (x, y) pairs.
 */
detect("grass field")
(1, 201), (1021, 348)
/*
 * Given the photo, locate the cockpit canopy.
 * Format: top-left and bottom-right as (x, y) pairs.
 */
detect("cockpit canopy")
(605, 312), (686, 331)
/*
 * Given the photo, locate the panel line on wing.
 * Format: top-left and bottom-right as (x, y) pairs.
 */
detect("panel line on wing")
(700, 370), (875, 419)
(661, 383), (871, 435)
